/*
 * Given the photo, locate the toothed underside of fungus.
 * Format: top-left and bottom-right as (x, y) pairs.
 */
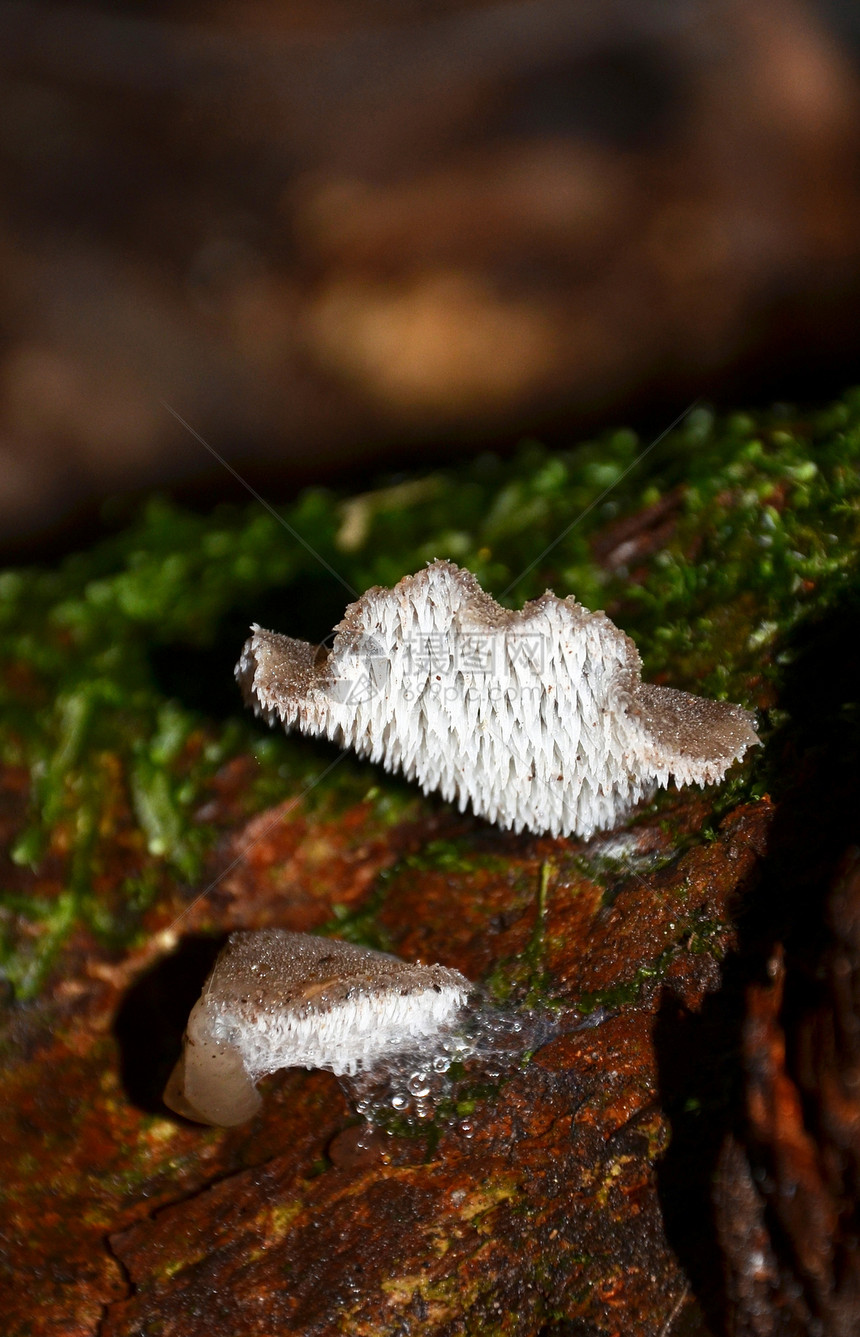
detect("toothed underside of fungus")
(236, 561), (758, 839)
(163, 931), (471, 1126)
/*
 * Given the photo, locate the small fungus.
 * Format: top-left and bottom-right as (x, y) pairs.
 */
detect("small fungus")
(163, 930), (471, 1126)
(236, 560), (758, 839)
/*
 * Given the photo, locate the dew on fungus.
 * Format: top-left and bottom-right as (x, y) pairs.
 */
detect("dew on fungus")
(407, 1071), (431, 1098)
(336, 993), (557, 1131)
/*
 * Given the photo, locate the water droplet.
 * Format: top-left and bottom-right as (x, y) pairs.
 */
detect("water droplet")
(459, 1119), (474, 1139)
(407, 1072), (431, 1097)
(391, 1093), (409, 1111)
(432, 1055), (451, 1073)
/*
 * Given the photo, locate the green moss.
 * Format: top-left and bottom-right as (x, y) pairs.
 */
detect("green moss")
(574, 914), (728, 1015)
(323, 887), (396, 955)
(402, 839), (511, 876)
(4, 392), (860, 994)
(484, 860), (560, 1008)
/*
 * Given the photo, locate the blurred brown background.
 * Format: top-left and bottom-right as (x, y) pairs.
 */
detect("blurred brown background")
(2, 0), (860, 551)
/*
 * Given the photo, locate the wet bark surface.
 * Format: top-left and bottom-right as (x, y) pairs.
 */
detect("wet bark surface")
(0, 779), (774, 1337)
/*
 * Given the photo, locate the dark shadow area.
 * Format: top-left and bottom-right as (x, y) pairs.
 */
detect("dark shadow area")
(653, 964), (748, 1333)
(654, 588), (860, 1333)
(148, 573), (354, 720)
(114, 932), (226, 1113)
(490, 40), (687, 149)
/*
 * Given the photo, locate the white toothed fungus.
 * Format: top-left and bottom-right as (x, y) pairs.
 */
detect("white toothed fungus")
(236, 561), (758, 840)
(163, 930), (471, 1126)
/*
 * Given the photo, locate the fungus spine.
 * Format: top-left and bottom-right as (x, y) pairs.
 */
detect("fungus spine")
(163, 930), (471, 1126)
(236, 561), (758, 839)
